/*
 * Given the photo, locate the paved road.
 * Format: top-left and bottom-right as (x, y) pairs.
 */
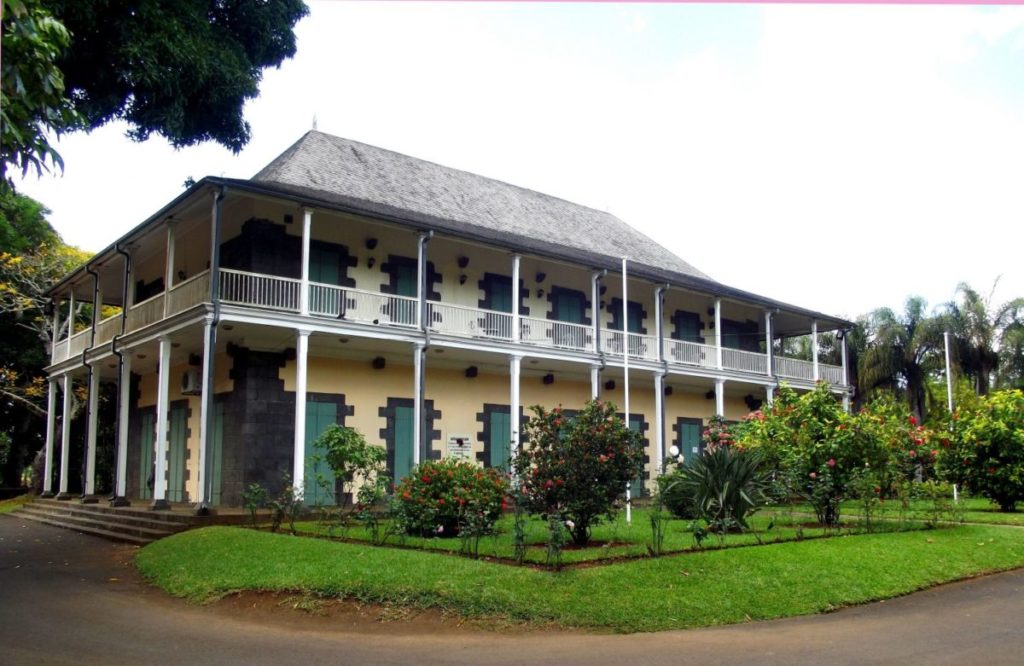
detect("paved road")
(2, 515), (1023, 665)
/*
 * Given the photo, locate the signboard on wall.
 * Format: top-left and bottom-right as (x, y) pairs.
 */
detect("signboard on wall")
(447, 434), (473, 460)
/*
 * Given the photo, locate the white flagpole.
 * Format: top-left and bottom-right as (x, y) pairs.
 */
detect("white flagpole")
(623, 257), (631, 525)
(944, 330), (954, 414)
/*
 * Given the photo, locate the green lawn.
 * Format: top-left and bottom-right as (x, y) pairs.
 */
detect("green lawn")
(0, 493), (32, 515)
(137, 523), (1024, 633)
(290, 508), (911, 564)
(766, 497), (1024, 527)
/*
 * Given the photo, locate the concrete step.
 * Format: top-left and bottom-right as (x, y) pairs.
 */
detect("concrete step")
(31, 497), (206, 526)
(15, 510), (154, 546)
(18, 505), (180, 541)
(26, 500), (196, 531)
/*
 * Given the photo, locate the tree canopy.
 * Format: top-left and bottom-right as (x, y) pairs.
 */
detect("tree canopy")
(1, 0), (309, 183)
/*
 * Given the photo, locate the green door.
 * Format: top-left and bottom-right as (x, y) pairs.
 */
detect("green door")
(209, 402), (224, 505)
(628, 416), (645, 498)
(489, 276), (512, 313)
(305, 401), (338, 506)
(310, 247), (340, 285)
(393, 405), (415, 484)
(167, 403), (188, 502)
(138, 412), (154, 500)
(678, 418), (703, 457)
(395, 263), (417, 298)
(489, 410), (512, 471)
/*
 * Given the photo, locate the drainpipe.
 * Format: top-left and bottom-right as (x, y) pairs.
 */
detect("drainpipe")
(199, 186), (226, 514)
(591, 269), (607, 355)
(110, 243), (131, 506)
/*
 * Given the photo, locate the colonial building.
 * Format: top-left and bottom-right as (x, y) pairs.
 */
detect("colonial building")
(42, 131), (852, 509)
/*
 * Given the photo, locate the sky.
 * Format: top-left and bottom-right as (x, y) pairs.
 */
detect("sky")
(14, 2), (1024, 322)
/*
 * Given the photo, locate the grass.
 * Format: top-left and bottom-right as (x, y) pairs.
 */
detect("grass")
(137, 522), (1024, 633)
(0, 493), (32, 515)
(290, 508), (869, 564)
(766, 496), (1024, 527)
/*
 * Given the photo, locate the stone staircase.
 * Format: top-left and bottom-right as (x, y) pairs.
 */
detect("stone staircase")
(14, 498), (221, 545)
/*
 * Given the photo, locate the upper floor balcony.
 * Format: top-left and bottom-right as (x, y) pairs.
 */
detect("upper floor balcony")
(52, 262), (848, 387)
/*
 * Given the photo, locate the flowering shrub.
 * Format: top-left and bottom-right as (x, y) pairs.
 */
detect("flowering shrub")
(938, 389), (1024, 512)
(736, 384), (887, 526)
(514, 399), (644, 546)
(856, 394), (940, 487)
(391, 458), (509, 537)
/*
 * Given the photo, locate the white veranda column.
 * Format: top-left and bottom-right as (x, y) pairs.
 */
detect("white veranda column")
(764, 311), (774, 377)
(715, 378), (725, 417)
(812, 319), (820, 381)
(293, 330), (310, 496)
(84, 369), (100, 496)
(413, 342), (425, 465)
(300, 209), (312, 316)
(590, 364), (601, 400)
(766, 385), (775, 407)
(714, 298), (723, 370)
(654, 372), (665, 477)
(57, 374), (72, 499)
(511, 254), (521, 343)
(163, 222), (176, 317)
(42, 379), (57, 496)
(510, 354), (521, 463)
(151, 336), (172, 509)
(196, 318), (215, 505)
(114, 354), (132, 502)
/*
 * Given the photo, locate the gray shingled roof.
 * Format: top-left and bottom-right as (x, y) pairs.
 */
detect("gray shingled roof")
(253, 131), (713, 282)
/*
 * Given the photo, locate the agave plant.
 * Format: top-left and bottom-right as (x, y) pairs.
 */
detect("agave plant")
(661, 445), (770, 532)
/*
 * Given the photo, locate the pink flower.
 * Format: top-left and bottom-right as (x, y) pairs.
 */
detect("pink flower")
(809, 472), (817, 480)
(908, 450), (916, 458)
(827, 458), (836, 468)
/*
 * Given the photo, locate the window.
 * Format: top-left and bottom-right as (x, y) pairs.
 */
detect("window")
(671, 310), (704, 343)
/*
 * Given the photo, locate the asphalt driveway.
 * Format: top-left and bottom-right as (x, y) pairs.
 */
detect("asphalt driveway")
(2, 515), (1022, 665)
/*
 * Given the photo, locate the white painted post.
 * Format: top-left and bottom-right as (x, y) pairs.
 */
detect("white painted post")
(510, 354), (521, 464)
(196, 318), (214, 505)
(511, 254), (521, 342)
(655, 285), (665, 363)
(590, 364), (601, 400)
(57, 374), (72, 499)
(163, 222), (176, 317)
(84, 369), (100, 495)
(622, 258), (631, 525)
(714, 298), (723, 370)
(115, 355), (131, 500)
(413, 342), (425, 466)
(841, 330), (849, 386)
(293, 330), (310, 497)
(944, 331), (954, 414)
(715, 378), (725, 417)
(300, 209), (312, 317)
(811, 319), (820, 382)
(766, 385), (774, 407)
(42, 379), (57, 496)
(152, 336), (172, 509)
(764, 311), (773, 377)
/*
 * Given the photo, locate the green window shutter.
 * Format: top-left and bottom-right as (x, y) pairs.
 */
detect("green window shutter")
(489, 276), (513, 313)
(394, 406), (415, 483)
(556, 291), (584, 324)
(139, 413), (154, 500)
(627, 302), (643, 333)
(489, 411), (511, 470)
(167, 404), (188, 503)
(679, 420), (702, 456)
(305, 401), (338, 506)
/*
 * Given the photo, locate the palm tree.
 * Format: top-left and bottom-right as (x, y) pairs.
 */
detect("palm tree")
(859, 297), (943, 422)
(947, 281), (1024, 395)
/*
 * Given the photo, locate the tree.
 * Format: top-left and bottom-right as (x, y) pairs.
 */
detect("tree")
(946, 281), (1024, 395)
(515, 400), (645, 546)
(859, 297), (944, 423)
(2, 0), (309, 182)
(0, 0), (83, 181)
(0, 189), (87, 486)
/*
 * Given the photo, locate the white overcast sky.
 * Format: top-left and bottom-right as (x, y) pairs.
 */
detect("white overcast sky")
(14, 2), (1024, 321)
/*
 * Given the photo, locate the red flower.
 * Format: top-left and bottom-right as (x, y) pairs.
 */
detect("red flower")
(909, 415), (917, 426)
(421, 475), (431, 483)
(827, 458), (836, 468)
(437, 498), (445, 506)
(988, 467), (997, 475)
